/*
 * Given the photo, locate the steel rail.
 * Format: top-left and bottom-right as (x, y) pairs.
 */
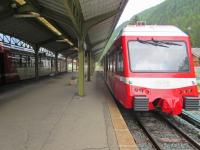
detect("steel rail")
(180, 111), (200, 129)
(158, 113), (200, 150)
(134, 113), (162, 150)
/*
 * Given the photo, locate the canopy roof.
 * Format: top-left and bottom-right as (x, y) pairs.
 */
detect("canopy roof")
(0, 0), (127, 58)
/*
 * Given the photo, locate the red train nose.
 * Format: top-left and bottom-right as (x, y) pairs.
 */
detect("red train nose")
(157, 98), (183, 115)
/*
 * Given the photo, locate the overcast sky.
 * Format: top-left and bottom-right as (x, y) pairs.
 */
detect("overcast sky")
(116, 0), (166, 27)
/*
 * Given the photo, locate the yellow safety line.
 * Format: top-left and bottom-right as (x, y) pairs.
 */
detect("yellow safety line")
(107, 98), (139, 150)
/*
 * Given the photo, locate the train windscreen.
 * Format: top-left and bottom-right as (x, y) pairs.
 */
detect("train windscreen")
(128, 40), (189, 72)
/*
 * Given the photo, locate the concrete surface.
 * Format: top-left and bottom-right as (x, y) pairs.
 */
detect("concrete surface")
(0, 73), (118, 150)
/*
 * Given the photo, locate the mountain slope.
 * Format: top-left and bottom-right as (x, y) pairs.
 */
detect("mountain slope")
(135, 0), (200, 47)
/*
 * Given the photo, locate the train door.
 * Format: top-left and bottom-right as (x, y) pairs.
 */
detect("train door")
(115, 45), (126, 103)
(0, 53), (5, 84)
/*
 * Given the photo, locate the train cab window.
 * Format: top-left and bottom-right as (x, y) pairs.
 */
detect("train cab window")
(128, 41), (189, 72)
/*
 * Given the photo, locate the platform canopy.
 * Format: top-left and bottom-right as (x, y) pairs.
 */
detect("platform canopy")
(0, 0), (127, 58)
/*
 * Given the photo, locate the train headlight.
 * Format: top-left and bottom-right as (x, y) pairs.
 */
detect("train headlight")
(145, 89), (150, 94)
(178, 89), (193, 95)
(134, 88), (150, 95)
(178, 90), (183, 94)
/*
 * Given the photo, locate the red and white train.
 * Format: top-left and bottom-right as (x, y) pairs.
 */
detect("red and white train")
(0, 44), (67, 85)
(104, 25), (199, 115)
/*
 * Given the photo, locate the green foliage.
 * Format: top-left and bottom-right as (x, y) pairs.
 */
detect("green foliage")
(135, 0), (200, 47)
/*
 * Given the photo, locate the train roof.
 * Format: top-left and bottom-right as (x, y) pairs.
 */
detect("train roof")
(121, 25), (188, 37)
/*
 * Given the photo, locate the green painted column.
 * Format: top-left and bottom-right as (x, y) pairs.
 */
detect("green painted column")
(87, 51), (91, 81)
(34, 44), (39, 80)
(78, 40), (85, 96)
(90, 56), (94, 75)
(90, 54), (93, 75)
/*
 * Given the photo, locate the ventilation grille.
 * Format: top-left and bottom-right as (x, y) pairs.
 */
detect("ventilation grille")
(134, 96), (149, 111)
(184, 97), (200, 111)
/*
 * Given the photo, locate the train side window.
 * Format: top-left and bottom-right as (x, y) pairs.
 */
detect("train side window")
(22, 55), (27, 67)
(107, 57), (109, 71)
(106, 56), (108, 71)
(116, 51), (123, 73)
(27, 56), (30, 67)
(109, 55), (112, 71)
(19, 54), (22, 67)
(31, 56), (35, 67)
(112, 53), (116, 72)
(11, 53), (15, 66)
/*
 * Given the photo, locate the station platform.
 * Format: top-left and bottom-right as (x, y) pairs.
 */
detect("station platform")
(0, 72), (138, 150)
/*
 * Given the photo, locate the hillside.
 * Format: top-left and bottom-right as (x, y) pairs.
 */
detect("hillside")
(134, 0), (200, 47)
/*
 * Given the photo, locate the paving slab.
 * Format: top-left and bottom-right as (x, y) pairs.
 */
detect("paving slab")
(0, 73), (119, 150)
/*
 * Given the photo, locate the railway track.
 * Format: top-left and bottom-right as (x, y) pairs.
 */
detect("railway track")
(118, 104), (200, 150)
(180, 110), (200, 129)
(133, 112), (200, 150)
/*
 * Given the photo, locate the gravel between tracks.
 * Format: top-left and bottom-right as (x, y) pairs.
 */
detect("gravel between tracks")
(119, 104), (200, 150)
(119, 107), (156, 150)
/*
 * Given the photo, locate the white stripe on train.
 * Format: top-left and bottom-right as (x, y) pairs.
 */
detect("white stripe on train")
(118, 77), (197, 89)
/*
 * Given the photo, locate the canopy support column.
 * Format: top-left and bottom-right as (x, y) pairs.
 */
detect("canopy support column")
(55, 52), (58, 74)
(91, 56), (94, 75)
(34, 44), (39, 80)
(87, 51), (91, 81)
(78, 38), (85, 96)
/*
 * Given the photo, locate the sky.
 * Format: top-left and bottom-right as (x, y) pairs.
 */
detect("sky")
(116, 0), (166, 27)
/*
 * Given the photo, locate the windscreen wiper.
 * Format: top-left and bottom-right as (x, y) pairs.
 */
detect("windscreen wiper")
(152, 40), (182, 46)
(137, 39), (169, 48)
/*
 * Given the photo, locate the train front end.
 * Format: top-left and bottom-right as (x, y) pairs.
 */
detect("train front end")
(123, 25), (200, 115)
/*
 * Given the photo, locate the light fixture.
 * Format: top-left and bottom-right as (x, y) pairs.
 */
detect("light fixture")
(56, 38), (74, 46)
(74, 47), (79, 51)
(14, 12), (40, 18)
(15, 0), (74, 47)
(15, 0), (26, 5)
(37, 17), (62, 36)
